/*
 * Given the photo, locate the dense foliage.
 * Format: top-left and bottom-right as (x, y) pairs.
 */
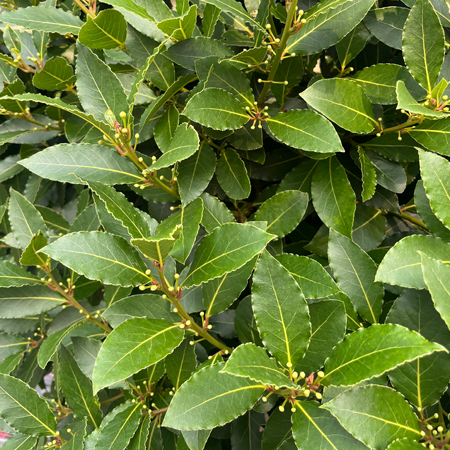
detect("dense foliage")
(0, 0), (450, 448)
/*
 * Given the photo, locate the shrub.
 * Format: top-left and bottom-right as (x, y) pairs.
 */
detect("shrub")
(0, 0), (449, 448)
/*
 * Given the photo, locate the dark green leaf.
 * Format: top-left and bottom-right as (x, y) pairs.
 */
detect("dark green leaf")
(216, 148), (251, 200)
(222, 342), (296, 389)
(79, 10), (127, 49)
(292, 400), (369, 450)
(0, 374), (56, 436)
(376, 235), (450, 289)
(76, 43), (128, 123)
(165, 338), (197, 390)
(182, 223), (273, 289)
(43, 231), (152, 287)
(19, 144), (143, 185)
(60, 346), (102, 428)
(328, 229), (383, 324)
(32, 57), (75, 91)
(402, 0), (445, 93)
(252, 251), (311, 368)
(163, 362), (265, 430)
(93, 318), (184, 392)
(322, 385), (422, 449)
(0, 5), (83, 34)
(267, 110), (344, 154)
(0, 285), (65, 319)
(301, 79), (377, 134)
(322, 324), (445, 387)
(177, 143), (216, 207)
(311, 157), (356, 238)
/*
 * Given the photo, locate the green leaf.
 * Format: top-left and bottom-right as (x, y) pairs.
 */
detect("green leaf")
(177, 143), (216, 207)
(140, 74), (198, 129)
(292, 400), (369, 450)
(402, 0), (445, 93)
(419, 149), (450, 230)
(165, 338), (197, 390)
(301, 79), (377, 134)
(216, 148), (251, 200)
(322, 385), (421, 449)
(131, 223), (182, 263)
(0, 374), (56, 436)
(386, 289), (450, 409)
(336, 22), (371, 70)
(0, 333), (27, 361)
(79, 10), (127, 49)
(252, 251), (311, 368)
(38, 322), (83, 369)
(128, 414), (150, 450)
(19, 144), (143, 185)
(262, 409), (295, 450)
(19, 232), (48, 267)
(202, 0), (264, 31)
(254, 190), (308, 238)
(32, 56), (75, 91)
(76, 43), (128, 123)
(103, 293), (177, 328)
(60, 420), (87, 450)
(166, 197), (203, 263)
(181, 223), (273, 289)
(376, 235), (450, 289)
(299, 300), (347, 374)
(358, 147), (377, 202)
(0, 285), (64, 319)
(278, 159), (319, 196)
(183, 88), (249, 131)
(93, 318), (184, 392)
(0, 155), (24, 183)
(352, 204), (386, 252)
(151, 124), (199, 170)
(366, 150), (406, 194)
(364, 7), (409, 50)
(421, 255), (450, 331)
(276, 254), (340, 299)
(9, 93), (115, 139)
(8, 188), (47, 250)
(203, 257), (256, 317)
(409, 117), (450, 156)
(222, 343), (296, 389)
(0, 261), (40, 288)
(154, 105), (179, 152)
(285, 0), (374, 56)
(230, 410), (265, 450)
(84, 180), (150, 240)
(0, 434), (36, 450)
(157, 5), (197, 41)
(396, 80), (447, 118)
(204, 60), (254, 108)
(60, 346), (102, 428)
(0, 352), (24, 375)
(42, 231), (152, 287)
(328, 229), (383, 324)
(163, 362), (265, 430)
(93, 401), (143, 450)
(322, 324), (446, 387)
(351, 64), (425, 105)
(311, 156), (356, 238)
(266, 110), (344, 154)
(415, 180), (450, 241)
(72, 337), (102, 380)
(165, 37), (233, 71)
(0, 5), (83, 34)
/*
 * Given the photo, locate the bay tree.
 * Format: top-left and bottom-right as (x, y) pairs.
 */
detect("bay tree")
(0, 0), (449, 449)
